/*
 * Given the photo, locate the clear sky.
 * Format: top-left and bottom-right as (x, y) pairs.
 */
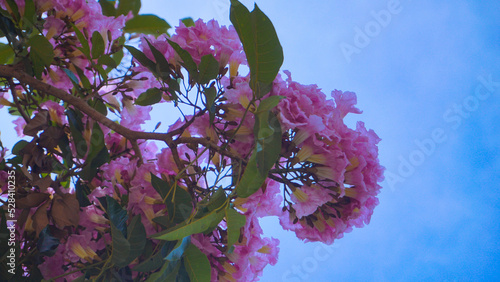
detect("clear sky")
(2, 0), (499, 281)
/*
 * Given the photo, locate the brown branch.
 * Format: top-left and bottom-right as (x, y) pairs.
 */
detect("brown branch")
(129, 139), (143, 166)
(175, 137), (247, 165)
(0, 65), (171, 143)
(7, 77), (30, 123)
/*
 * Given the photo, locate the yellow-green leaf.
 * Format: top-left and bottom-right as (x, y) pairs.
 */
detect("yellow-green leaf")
(183, 243), (211, 282)
(0, 43), (14, 64)
(230, 0), (283, 98)
(226, 207), (246, 248)
(124, 14), (170, 36)
(151, 210), (219, 241)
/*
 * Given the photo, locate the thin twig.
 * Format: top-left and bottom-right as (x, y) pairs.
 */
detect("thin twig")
(7, 77), (30, 123)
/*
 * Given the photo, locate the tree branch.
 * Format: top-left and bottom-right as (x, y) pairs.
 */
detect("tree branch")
(0, 65), (171, 142)
(175, 137), (247, 164)
(7, 77), (30, 123)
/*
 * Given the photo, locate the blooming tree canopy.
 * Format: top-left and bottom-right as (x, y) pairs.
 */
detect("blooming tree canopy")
(0, 0), (384, 281)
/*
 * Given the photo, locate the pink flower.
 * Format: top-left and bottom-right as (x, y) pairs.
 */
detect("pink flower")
(290, 185), (333, 218)
(332, 89), (362, 118)
(227, 214), (280, 281)
(275, 71), (335, 132)
(79, 205), (108, 230)
(43, 16), (66, 39)
(38, 244), (67, 281)
(13, 117), (26, 137)
(65, 230), (104, 263)
(40, 100), (66, 126)
(120, 100), (151, 130)
(242, 179), (283, 218)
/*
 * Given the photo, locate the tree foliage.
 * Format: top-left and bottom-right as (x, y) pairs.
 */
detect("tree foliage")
(0, 0), (384, 281)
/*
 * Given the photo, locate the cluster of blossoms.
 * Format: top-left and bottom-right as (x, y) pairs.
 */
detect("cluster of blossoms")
(0, 0), (384, 281)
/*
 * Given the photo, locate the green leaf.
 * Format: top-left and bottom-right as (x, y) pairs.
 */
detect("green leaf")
(5, 0), (20, 21)
(0, 43), (14, 64)
(37, 226), (60, 256)
(150, 173), (170, 200)
(146, 260), (181, 282)
(87, 122), (108, 162)
(99, 0), (116, 17)
(255, 111), (282, 177)
(151, 210), (219, 241)
(57, 130), (74, 167)
(235, 111), (282, 198)
(183, 243), (211, 282)
(90, 98), (107, 116)
(12, 140), (29, 155)
(124, 14), (170, 36)
(111, 49), (124, 66)
(66, 108), (87, 158)
(75, 180), (91, 207)
(164, 236), (190, 261)
(62, 68), (85, 96)
(206, 187), (227, 212)
(117, 0), (141, 16)
(28, 35), (54, 78)
(91, 31), (105, 59)
(230, 0), (284, 98)
(135, 88), (162, 106)
(22, 0), (36, 28)
(234, 151), (266, 198)
(145, 38), (171, 79)
(106, 196), (128, 237)
(73, 66), (91, 89)
(111, 222), (131, 267)
(197, 54), (219, 84)
(125, 45), (157, 74)
(151, 174), (193, 224)
(80, 145), (110, 181)
(98, 54), (118, 70)
(126, 214), (147, 263)
(0, 12), (20, 45)
(255, 95), (284, 115)
(132, 242), (165, 272)
(72, 24), (90, 58)
(167, 39), (197, 79)
(167, 79), (180, 100)
(152, 215), (170, 228)
(181, 17), (195, 27)
(225, 207), (246, 248)
(204, 85), (217, 125)
(95, 64), (109, 83)
(62, 68), (79, 84)
(254, 96), (284, 140)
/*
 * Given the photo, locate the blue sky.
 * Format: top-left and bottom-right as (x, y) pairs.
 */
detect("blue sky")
(1, 0), (499, 281)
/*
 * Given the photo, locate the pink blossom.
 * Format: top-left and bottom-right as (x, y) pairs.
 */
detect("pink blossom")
(13, 117), (26, 137)
(332, 89), (362, 118)
(243, 179), (283, 218)
(38, 244), (67, 281)
(40, 100), (67, 126)
(120, 101), (151, 130)
(43, 16), (66, 39)
(291, 185), (333, 218)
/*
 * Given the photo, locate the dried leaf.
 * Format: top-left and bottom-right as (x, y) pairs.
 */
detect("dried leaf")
(16, 192), (50, 209)
(33, 200), (51, 236)
(51, 193), (80, 228)
(39, 127), (65, 153)
(32, 176), (53, 192)
(23, 110), (49, 136)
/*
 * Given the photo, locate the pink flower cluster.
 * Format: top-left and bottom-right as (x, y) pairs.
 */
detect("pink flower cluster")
(273, 72), (385, 244)
(37, 0), (127, 90)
